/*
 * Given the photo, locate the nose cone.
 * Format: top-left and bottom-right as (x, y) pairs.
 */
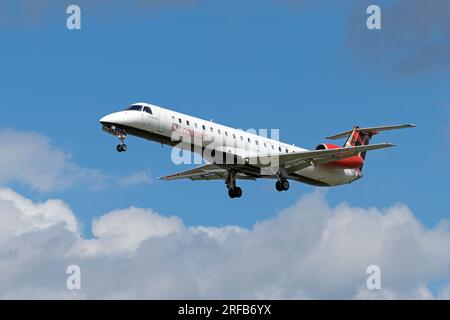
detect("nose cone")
(99, 112), (124, 127)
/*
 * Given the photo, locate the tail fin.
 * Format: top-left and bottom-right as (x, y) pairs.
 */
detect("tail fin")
(343, 127), (372, 162)
(327, 124), (417, 170)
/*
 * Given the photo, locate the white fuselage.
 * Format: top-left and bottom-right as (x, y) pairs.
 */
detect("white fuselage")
(100, 103), (360, 186)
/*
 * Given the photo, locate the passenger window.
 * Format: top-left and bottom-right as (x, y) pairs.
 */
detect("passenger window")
(202, 125), (206, 130)
(218, 129), (221, 134)
(248, 137), (251, 143)
(279, 147), (282, 152)
(186, 120), (190, 126)
(210, 127), (213, 133)
(178, 118), (182, 124)
(255, 140), (259, 145)
(233, 134), (236, 139)
(225, 131), (228, 136)
(240, 136), (243, 141)
(286, 148), (289, 153)
(271, 145), (274, 150)
(195, 123), (198, 128)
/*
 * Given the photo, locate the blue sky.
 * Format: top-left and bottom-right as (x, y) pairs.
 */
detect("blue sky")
(1, 0), (449, 235)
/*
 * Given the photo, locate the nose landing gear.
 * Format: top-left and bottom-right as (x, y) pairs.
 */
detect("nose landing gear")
(116, 133), (127, 153)
(117, 143), (127, 152)
(101, 124), (128, 153)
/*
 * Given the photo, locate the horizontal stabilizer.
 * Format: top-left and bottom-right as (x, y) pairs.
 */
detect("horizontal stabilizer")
(327, 124), (417, 140)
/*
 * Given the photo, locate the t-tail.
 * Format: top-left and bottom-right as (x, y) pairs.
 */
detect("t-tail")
(326, 124), (417, 171)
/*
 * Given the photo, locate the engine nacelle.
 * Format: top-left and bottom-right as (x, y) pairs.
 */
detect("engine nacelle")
(315, 143), (340, 151)
(315, 143), (364, 169)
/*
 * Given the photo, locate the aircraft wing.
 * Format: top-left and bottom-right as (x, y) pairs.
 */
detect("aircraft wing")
(158, 163), (255, 181)
(247, 143), (395, 173)
(159, 143), (393, 181)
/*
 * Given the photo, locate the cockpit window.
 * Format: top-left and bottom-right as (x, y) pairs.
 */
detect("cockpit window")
(143, 106), (152, 114)
(125, 105), (142, 111)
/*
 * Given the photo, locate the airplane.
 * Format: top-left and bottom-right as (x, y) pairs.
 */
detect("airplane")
(99, 102), (416, 199)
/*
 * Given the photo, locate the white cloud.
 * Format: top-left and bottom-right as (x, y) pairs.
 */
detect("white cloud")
(0, 188), (78, 242)
(0, 130), (150, 192)
(72, 207), (183, 256)
(437, 282), (450, 299)
(117, 171), (152, 187)
(1, 188), (450, 299)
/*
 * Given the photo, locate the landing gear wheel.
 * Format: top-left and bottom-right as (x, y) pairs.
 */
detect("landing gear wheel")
(281, 179), (289, 191)
(228, 187), (242, 199)
(117, 144), (127, 152)
(115, 132), (128, 153)
(276, 180), (283, 192)
(276, 180), (289, 192)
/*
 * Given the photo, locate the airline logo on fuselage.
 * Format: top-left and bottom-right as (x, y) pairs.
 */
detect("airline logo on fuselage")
(172, 123), (205, 139)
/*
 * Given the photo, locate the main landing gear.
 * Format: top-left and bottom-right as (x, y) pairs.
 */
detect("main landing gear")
(226, 171), (242, 199)
(228, 187), (242, 199)
(116, 133), (127, 153)
(275, 179), (290, 192)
